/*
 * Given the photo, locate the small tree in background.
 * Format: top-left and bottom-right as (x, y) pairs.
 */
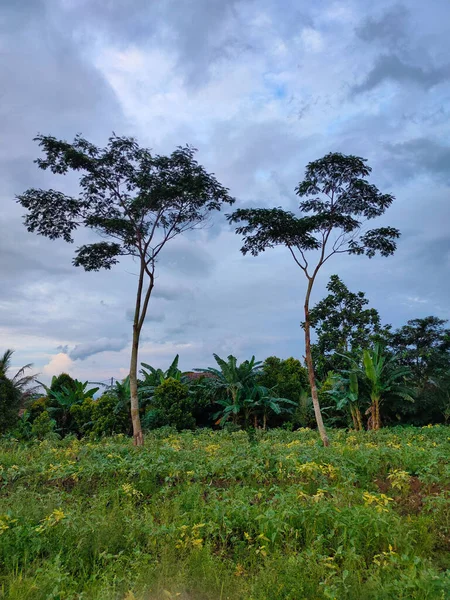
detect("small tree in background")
(258, 357), (310, 427)
(50, 372), (77, 395)
(147, 378), (195, 431)
(308, 275), (391, 379)
(17, 134), (234, 445)
(392, 316), (450, 386)
(228, 153), (400, 446)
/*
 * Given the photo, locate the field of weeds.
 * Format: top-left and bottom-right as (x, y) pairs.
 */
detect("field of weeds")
(0, 426), (449, 599)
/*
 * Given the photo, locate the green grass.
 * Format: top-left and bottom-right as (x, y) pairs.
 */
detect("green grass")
(0, 426), (449, 599)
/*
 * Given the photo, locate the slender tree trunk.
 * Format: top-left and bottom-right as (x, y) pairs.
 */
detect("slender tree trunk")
(350, 406), (358, 430)
(355, 406), (363, 431)
(263, 412), (267, 431)
(304, 280), (329, 447)
(367, 395), (380, 431)
(130, 324), (143, 446)
(374, 397), (381, 431)
(129, 262), (146, 446)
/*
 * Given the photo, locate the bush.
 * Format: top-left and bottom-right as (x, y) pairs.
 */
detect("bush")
(70, 393), (130, 437)
(29, 396), (49, 422)
(0, 376), (20, 433)
(91, 392), (130, 436)
(149, 378), (195, 431)
(31, 410), (56, 439)
(70, 398), (95, 435)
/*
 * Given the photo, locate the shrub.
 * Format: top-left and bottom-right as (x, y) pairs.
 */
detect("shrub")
(91, 392), (130, 436)
(29, 396), (49, 421)
(149, 378), (195, 431)
(31, 410), (56, 439)
(70, 398), (95, 435)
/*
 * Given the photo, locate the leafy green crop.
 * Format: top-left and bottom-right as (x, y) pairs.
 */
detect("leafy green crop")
(0, 426), (448, 599)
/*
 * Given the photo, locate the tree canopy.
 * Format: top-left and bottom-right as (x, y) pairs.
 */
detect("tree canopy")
(17, 133), (234, 444)
(309, 275), (391, 378)
(228, 152), (400, 446)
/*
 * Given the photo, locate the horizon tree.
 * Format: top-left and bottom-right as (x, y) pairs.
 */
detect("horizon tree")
(308, 274), (391, 379)
(228, 152), (400, 446)
(391, 316), (450, 385)
(17, 134), (234, 445)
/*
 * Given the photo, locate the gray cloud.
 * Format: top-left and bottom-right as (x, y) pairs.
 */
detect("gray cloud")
(70, 338), (129, 361)
(1, 0), (450, 381)
(356, 5), (409, 47)
(384, 138), (450, 183)
(352, 54), (450, 94)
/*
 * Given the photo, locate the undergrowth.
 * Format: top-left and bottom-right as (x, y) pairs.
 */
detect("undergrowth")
(0, 426), (449, 599)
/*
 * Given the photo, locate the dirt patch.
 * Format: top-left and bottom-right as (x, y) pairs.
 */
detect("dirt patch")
(374, 476), (448, 516)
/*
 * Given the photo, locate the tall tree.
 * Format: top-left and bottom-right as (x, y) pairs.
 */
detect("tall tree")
(308, 275), (391, 378)
(228, 152), (400, 446)
(17, 134), (234, 445)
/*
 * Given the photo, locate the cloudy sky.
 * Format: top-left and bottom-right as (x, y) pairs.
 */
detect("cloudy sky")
(1, 0), (449, 384)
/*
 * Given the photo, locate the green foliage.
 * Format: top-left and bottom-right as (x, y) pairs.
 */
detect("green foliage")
(31, 410), (56, 440)
(69, 397), (95, 435)
(309, 275), (391, 378)
(92, 393), (130, 437)
(17, 134), (235, 440)
(326, 370), (364, 430)
(28, 396), (50, 421)
(337, 344), (415, 430)
(196, 354), (263, 426)
(40, 379), (99, 436)
(49, 372), (77, 395)
(149, 378), (195, 431)
(258, 356), (310, 427)
(228, 153), (401, 445)
(186, 375), (216, 428)
(388, 317), (450, 425)
(0, 349), (40, 405)
(17, 135), (235, 270)
(0, 376), (20, 433)
(139, 355), (186, 409)
(70, 392), (131, 438)
(0, 427), (448, 599)
(228, 153), (400, 260)
(259, 356), (308, 400)
(392, 316), (450, 385)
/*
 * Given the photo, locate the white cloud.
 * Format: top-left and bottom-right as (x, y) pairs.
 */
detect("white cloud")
(42, 353), (73, 378)
(300, 28), (324, 53)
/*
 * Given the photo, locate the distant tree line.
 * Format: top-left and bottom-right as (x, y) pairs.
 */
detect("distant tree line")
(16, 132), (448, 445)
(1, 279), (449, 439)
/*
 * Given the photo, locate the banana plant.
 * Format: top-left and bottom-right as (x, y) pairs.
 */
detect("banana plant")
(337, 344), (414, 430)
(40, 379), (99, 434)
(139, 355), (187, 406)
(251, 385), (297, 430)
(327, 370), (364, 431)
(195, 354), (263, 424)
